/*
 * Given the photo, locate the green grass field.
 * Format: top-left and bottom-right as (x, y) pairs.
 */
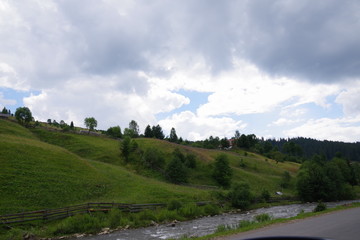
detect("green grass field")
(0, 119), (299, 216)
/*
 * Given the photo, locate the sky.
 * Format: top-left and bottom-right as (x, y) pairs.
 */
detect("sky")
(1, 0), (360, 142)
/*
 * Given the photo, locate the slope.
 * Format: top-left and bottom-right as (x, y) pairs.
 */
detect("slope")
(0, 120), (209, 215)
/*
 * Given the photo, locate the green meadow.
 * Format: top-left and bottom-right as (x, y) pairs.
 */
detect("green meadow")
(0, 119), (300, 215)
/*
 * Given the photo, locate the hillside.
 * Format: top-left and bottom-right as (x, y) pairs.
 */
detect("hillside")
(0, 119), (300, 215)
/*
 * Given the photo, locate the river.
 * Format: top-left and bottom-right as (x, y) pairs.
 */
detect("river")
(78, 200), (359, 240)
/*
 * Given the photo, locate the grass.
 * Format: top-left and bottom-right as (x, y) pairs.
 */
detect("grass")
(0, 120), (210, 215)
(0, 118), (302, 239)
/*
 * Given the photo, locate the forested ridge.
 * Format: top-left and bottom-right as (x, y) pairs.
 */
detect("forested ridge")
(267, 137), (360, 162)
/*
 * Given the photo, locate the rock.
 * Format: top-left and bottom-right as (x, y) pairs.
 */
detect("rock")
(99, 228), (110, 235)
(150, 220), (158, 226)
(73, 233), (86, 238)
(23, 233), (37, 240)
(167, 220), (179, 227)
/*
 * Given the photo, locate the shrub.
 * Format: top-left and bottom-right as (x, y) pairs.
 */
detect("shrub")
(53, 214), (103, 235)
(108, 208), (122, 228)
(228, 182), (252, 209)
(167, 199), (183, 211)
(216, 224), (232, 233)
(260, 189), (271, 202)
(212, 154), (233, 188)
(157, 209), (182, 222)
(313, 202), (327, 212)
(255, 213), (272, 222)
(178, 203), (203, 219)
(203, 204), (220, 216)
(239, 220), (253, 228)
(165, 156), (188, 184)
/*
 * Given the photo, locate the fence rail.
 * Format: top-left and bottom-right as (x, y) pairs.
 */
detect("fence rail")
(0, 202), (162, 225)
(0, 202), (210, 225)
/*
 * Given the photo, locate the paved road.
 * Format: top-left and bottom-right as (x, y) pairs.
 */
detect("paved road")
(218, 207), (360, 240)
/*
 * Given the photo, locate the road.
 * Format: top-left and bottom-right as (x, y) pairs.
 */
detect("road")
(217, 207), (360, 240)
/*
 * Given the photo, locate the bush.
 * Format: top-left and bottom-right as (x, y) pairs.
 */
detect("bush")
(239, 220), (253, 228)
(178, 203), (203, 219)
(313, 202), (327, 212)
(165, 156), (188, 184)
(108, 208), (122, 228)
(255, 213), (272, 222)
(167, 199), (183, 211)
(203, 204), (220, 216)
(260, 189), (271, 202)
(53, 214), (103, 235)
(228, 182), (253, 209)
(212, 154), (233, 188)
(157, 209), (182, 222)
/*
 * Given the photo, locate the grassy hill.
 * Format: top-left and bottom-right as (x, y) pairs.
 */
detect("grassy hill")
(0, 119), (300, 215)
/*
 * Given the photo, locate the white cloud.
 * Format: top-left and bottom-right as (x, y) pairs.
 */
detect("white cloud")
(285, 117), (360, 142)
(195, 59), (340, 117)
(271, 118), (301, 127)
(158, 111), (246, 141)
(335, 85), (360, 117)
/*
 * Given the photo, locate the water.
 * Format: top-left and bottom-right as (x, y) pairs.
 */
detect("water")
(78, 200), (359, 240)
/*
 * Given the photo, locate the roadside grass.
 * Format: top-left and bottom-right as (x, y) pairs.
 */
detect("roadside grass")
(178, 202), (360, 240)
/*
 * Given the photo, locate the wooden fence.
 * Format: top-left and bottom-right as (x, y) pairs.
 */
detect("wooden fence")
(0, 201), (210, 225)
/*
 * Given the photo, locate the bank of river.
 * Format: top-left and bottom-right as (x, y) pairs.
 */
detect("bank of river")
(79, 200), (359, 240)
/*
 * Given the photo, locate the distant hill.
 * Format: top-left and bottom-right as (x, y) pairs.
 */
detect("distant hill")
(267, 137), (360, 162)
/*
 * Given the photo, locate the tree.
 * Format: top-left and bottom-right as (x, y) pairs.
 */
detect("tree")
(152, 124), (165, 139)
(106, 126), (122, 138)
(234, 130), (241, 139)
(185, 153), (197, 169)
(129, 120), (139, 137)
(212, 154), (233, 188)
(144, 125), (153, 138)
(280, 171), (291, 188)
(169, 127), (178, 143)
(142, 147), (165, 170)
(15, 107), (33, 126)
(121, 136), (132, 163)
(1, 107), (9, 114)
(165, 155), (188, 184)
(84, 117), (97, 132)
(70, 121), (74, 130)
(60, 120), (66, 128)
(47, 119), (52, 125)
(220, 137), (230, 149)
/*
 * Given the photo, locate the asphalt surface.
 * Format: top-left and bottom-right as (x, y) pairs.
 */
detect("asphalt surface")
(219, 207), (360, 240)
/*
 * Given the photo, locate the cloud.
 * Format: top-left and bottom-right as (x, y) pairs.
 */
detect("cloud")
(2, 0), (360, 142)
(238, 0), (360, 82)
(271, 118), (301, 127)
(195, 59), (340, 117)
(336, 85), (360, 117)
(159, 111), (246, 141)
(23, 74), (189, 131)
(285, 117), (360, 142)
